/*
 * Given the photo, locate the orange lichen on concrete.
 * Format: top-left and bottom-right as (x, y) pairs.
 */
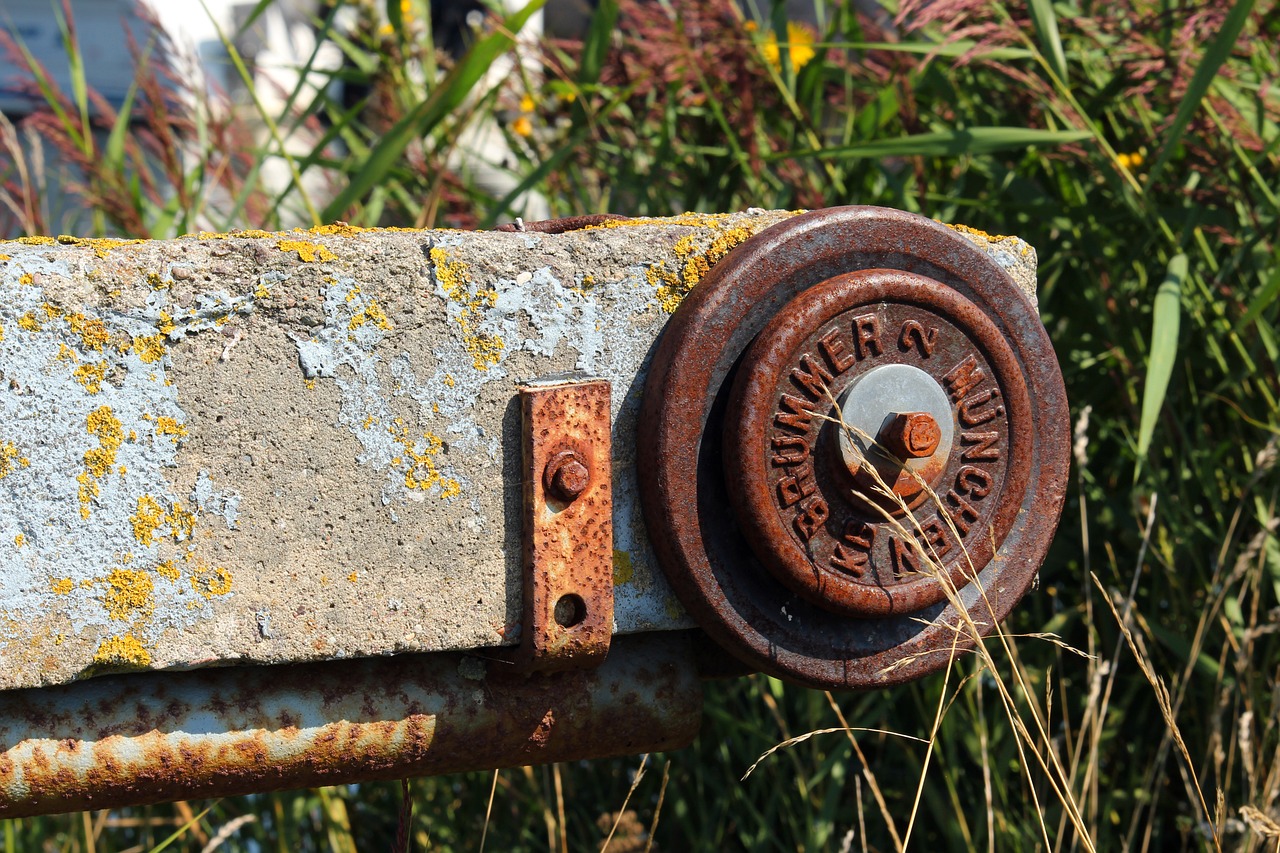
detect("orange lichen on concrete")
(0, 441), (30, 479)
(277, 239), (338, 263)
(190, 565), (234, 599)
(80, 406), (125, 518)
(102, 568), (154, 621)
(93, 634), (151, 668)
(646, 223), (754, 313)
(349, 299), (393, 331)
(392, 424), (461, 499)
(130, 495), (167, 546)
(153, 417), (188, 440)
(73, 362), (107, 394)
(132, 334), (166, 363)
(430, 247), (503, 371)
(54, 235), (146, 258)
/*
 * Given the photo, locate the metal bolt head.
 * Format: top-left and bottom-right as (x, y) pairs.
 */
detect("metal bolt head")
(880, 412), (941, 459)
(545, 451), (590, 502)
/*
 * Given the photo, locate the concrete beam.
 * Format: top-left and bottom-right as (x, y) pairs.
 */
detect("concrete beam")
(0, 212), (1038, 691)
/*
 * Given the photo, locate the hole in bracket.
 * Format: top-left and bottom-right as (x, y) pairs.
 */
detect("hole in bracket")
(553, 593), (587, 628)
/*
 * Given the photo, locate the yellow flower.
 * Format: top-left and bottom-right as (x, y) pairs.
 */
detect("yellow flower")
(761, 22), (817, 72)
(519, 93), (536, 114)
(1117, 150), (1145, 169)
(512, 115), (533, 138)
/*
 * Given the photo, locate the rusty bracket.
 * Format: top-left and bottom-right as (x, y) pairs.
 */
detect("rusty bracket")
(516, 375), (613, 672)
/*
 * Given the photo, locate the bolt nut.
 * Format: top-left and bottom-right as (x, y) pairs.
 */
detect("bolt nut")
(879, 412), (941, 459)
(544, 451), (590, 502)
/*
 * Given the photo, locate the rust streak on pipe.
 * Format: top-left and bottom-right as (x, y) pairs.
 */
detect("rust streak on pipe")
(0, 633), (701, 818)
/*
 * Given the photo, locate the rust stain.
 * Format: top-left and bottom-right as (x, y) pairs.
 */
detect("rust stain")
(516, 379), (613, 673)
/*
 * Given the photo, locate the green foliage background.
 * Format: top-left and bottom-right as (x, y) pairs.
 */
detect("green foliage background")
(1, 0), (1278, 849)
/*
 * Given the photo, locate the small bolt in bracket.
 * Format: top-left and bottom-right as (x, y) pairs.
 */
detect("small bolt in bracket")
(516, 376), (613, 672)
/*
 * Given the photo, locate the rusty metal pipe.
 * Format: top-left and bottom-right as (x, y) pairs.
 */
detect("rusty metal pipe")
(0, 633), (701, 818)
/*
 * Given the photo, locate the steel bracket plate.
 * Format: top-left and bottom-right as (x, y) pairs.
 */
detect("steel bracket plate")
(516, 376), (613, 672)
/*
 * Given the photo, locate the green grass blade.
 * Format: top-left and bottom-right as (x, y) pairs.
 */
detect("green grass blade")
(1234, 261), (1280, 331)
(234, 0), (279, 38)
(1027, 0), (1068, 83)
(104, 50), (146, 177)
(579, 0), (619, 86)
(1144, 0), (1257, 187)
(52, 0), (92, 156)
(824, 40), (1035, 60)
(1136, 254), (1187, 472)
(321, 0), (548, 222)
(773, 127), (1091, 161)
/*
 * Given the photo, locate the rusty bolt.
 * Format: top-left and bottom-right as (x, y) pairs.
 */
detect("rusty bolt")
(544, 450), (590, 502)
(879, 412), (942, 459)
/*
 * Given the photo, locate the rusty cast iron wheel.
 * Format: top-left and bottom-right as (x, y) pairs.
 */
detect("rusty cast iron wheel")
(722, 269), (1034, 618)
(637, 207), (1070, 690)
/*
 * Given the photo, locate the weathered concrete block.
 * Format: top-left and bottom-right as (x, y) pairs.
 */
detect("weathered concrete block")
(0, 212), (1038, 691)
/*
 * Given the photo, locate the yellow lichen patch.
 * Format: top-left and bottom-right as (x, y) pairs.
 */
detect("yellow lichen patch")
(132, 334), (166, 364)
(308, 222), (369, 238)
(93, 634), (152, 668)
(15, 236), (56, 245)
(349, 299), (393, 332)
(277, 239), (338, 263)
(347, 571), (359, 583)
(392, 425), (461, 498)
(189, 228), (275, 240)
(87, 406), (124, 451)
(345, 284), (362, 303)
(17, 311), (40, 332)
(0, 252), (9, 260)
(944, 221), (1013, 242)
(430, 247), (504, 371)
(254, 279), (273, 300)
(80, 407), (124, 517)
(73, 362), (107, 394)
(613, 549), (634, 585)
(147, 272), (168, 290)
(18, 272), (33, 285)
(55, 235), (146, 259)
(76, 472), (98, 519)
(102, 568), (154, 620)
(130, 494), (166, 545)
(155, 560), (180, 580)
(0, 441), (30, 479)
(13, 533), (24, 548)
(56, 343), (78, 362)
(646, 223), (754, 313)
(41, 302), (63, 320)
(154, 416), (188, 440)
(0, 322), (4, 342)
(156, 310), (176, 337)
(66, 312), (110, 351)
(166, 501), (196, 542)
(190, 565), (233, 599)
(51, 578), (74, 595)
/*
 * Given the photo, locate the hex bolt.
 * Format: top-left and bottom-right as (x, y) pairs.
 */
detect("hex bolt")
(879, 412), (942, 459)
(544, 450), (590, 502)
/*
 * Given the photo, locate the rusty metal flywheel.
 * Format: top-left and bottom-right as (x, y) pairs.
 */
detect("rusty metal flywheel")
(637, 206), (1070, 690)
